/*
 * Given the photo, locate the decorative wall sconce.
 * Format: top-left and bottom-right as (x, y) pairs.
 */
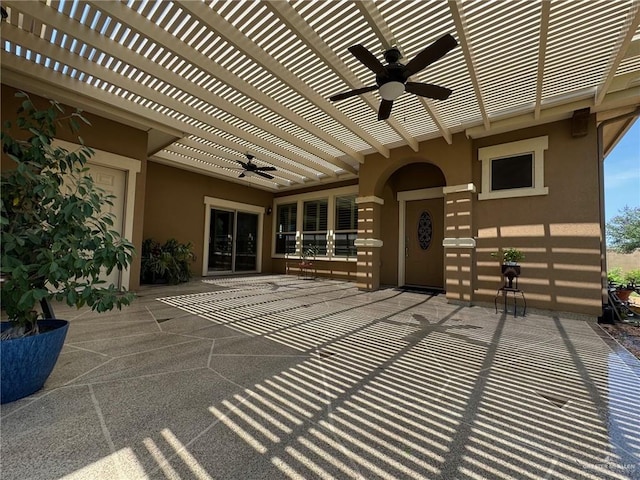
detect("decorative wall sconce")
(266, 206), (272, 215)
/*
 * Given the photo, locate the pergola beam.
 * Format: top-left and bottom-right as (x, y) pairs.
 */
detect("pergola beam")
(594, 2), (640, 106)
(0, 54), (318, 186)
(157, 148), (292, 188)
(6, 0), (355, 177)
(534, 0), (551, 120)
(449, 0), (491, 131)
(175, 138), (303, 184)
(88, 1), (365, 169)
(1, 23), (334, 180)
(152, 150), (285, 190)
(178, 1), (390, 159)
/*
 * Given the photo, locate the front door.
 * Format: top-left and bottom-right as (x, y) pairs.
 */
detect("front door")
(92, 165), (126, 287)
(404, 198), (444, 288)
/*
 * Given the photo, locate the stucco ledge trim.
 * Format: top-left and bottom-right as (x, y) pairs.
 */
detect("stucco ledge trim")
(354, 238), (384, 248)
(443, 183), (476, 194)
(443, 238), (476, 248)
(356, 196), (384, 205)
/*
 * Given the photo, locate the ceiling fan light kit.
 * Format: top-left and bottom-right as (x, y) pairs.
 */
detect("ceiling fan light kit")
(379, 81), (405, 101)
(330, 34), (458, 120)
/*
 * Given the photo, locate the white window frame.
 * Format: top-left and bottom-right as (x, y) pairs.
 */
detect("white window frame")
(274, 203), (298, 255)
(302, 199), (329, 256)
(272, 185), (358, 261)
(202, 197), (265, 275)
(478, 136), (549, 200)
(334, 195), (359, 258)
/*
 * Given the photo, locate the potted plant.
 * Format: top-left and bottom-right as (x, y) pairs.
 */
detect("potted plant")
(613, 269), (640, 303)
(492, 247), (525, 289)
(141, 238), (196, 284)
(492, 247), (525, 265)
(1, 92), (135, 403)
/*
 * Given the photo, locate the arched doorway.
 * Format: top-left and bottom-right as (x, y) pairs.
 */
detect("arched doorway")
(381, 162), (446, 290)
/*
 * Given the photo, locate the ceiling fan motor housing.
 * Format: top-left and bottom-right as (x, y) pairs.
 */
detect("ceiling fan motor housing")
(376, 62), (406, 87)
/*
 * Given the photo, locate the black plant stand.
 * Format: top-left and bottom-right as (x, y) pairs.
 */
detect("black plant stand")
(494, 265), (526, 317)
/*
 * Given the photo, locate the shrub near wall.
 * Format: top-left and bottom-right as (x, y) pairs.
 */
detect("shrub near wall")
(140, 238), (195, 284)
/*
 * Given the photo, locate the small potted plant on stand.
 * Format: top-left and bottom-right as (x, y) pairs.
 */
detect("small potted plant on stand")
(492, 247), (525, 289)
(1, 93), (135, 403)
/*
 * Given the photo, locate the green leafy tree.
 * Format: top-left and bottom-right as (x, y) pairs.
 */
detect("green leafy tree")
(607, 206), (640, 253)
(1, 93), (135, 338)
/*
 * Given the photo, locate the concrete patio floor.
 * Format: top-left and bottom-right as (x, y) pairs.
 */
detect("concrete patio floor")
(1, 275), (639, 480)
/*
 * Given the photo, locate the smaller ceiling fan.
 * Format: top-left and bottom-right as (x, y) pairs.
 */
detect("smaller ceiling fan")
(330, 34), (458, 120)
(236, 153), (277, 179)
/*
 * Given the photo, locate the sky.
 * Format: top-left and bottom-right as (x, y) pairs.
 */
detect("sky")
(604, 119), (640, 223)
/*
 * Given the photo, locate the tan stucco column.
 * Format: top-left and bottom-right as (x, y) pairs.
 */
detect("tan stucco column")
(443, 183), (476, 305)
(354, 196), (384, 290)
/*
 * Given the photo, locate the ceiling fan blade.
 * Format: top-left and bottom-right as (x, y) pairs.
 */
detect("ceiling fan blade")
(256, 171), (274, 180)
(348, 45), (386, 75)
(378, 99), (393, 121)
(330, 85), (378, 102)
(403, 34), (458, 78)
(237, 160), (249, 169)
(257, 166), (277, 171)
(405, 82), (452, 100)
(238, 172), (246, 178)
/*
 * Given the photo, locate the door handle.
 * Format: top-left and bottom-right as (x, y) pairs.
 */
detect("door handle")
(405, 237), (409, 258)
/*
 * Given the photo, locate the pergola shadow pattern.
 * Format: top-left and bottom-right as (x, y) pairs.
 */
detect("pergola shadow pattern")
(1, 275), (638, 479)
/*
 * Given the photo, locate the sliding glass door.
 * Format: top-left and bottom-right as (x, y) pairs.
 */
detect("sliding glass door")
(235, 212), (258, 271)
(208, 209), (258, 273)
(209, 209), (234, 272)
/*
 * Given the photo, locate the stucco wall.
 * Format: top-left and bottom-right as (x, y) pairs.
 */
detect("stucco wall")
(143, 162), (275, 277)
(3, 84), (604, 315)
(361, 134), (472, 287)
(1, 84), (148, 290)
(472, 118), (602, 315)
(271, 258), (358, 281)
(359, 133), (473, 197)
(359, 117), (603, 316)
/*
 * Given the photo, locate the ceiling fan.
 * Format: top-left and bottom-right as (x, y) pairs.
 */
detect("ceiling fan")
(236, 153), (277, 179)
(330, 34), (458, 120)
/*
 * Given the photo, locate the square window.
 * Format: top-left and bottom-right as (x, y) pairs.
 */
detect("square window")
(490, 154), (533, 191)
(303, 200), (328, 231)
(478, 136), (548, 200)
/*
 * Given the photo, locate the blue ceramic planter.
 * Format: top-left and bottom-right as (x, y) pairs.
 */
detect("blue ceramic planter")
(1, 319), (69, 404)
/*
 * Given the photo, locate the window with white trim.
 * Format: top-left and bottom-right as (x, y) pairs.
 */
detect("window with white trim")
(272, 185), (359, 260)
(302, 199), (328, 255)
(478, 136), (549, 200)
(275, 203), (297, 254)
(334, 195), (358, 257)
